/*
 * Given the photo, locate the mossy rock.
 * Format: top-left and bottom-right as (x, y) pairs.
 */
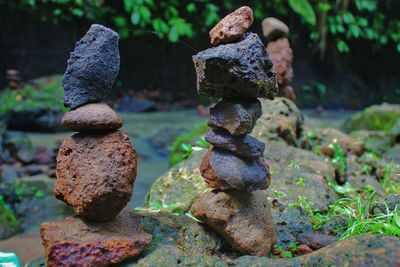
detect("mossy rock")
(343, 103), (400, 132)
(0, 197), (20, 240)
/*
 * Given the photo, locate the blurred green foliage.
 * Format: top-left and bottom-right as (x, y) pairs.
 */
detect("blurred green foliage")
(0, 75), (67, 118)
(2, 0), (399, 56)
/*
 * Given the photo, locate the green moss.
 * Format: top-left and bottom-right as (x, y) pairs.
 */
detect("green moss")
(0, 75), (67, 118)
(0, 196), (20, 239)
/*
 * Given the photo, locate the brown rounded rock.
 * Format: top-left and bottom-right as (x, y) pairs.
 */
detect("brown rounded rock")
(209, 6), (253, 46)
(200, 147), (271, 192)
(55, 130), (136, 221)
(190, 190), (276, 256)
(262, 17), (289, 41)
(61, 103), (123, 131)
(40, 209), (152, 267)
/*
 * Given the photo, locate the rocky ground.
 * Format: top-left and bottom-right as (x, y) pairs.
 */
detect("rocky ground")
(1, 100), (399, 266)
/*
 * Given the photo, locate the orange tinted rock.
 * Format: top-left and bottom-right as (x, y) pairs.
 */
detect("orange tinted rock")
(209, 6), (253, 46)
(55, 130), (137, 221)
(40, 210), (151, 267)
(191, 190), (276, 256)
(61, 103), (123, 131)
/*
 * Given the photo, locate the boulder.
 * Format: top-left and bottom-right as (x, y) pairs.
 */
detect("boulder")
(191, 190), (276, 256)
(205, 130), (264, 158)
(253, 97), (303, 145)
(55, 130), (136, 221)
(61, 103), (123, 131)
(209, 6), (253, 46)
(63, 24), (120, 109)
(262, 17), (289, 41)
(40, 210), (151, 267)
(200, 147), (271, 192)
(193, 33), (277, 99)
(208, 98), (262, 136)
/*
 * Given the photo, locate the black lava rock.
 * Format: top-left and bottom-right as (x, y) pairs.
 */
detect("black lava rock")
(208, 98), (262, 136)
(192, 33), (277, 99)
(205, 130), (265, 158)
(63, 24), (120, 109)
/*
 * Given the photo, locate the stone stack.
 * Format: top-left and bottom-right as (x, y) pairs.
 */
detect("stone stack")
(262, 17), (295, 101)
(191, 7), (277, 256)
(40, 24), (151, 267)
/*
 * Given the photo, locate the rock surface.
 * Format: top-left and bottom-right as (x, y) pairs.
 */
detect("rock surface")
(205, 130), (264, 158)
(193, 33), (277, 99)
(208, 98), (262, 136)
(200, 147), (271, 192)
(296, 233), (338, 249)
(191, 190), (276, 256)
(209, 6), (253, 47)
(61, 103), (123, 131)
(40, 210), (151, 267)
(262, 17), (289, 41)
(63, 24), (120, 109)
(55, 130), (136, 221)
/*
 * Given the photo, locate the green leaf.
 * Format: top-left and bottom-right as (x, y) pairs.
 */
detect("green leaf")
(186, 3), (196, 13)
(337, 40), (350, 53)
(397, 44), (400, 53)
(130, 11), (140, 25)
(288, 0), (316, 25)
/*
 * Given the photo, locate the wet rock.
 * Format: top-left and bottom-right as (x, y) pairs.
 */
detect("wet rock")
(61, 103), (123, 131)
(117, 95), (156, 113)
(35, 146), (52, 165)
(266, 38), (295, 101)
(200, 147), (271, 192)
(253, 97), (303, 146)
(40, 210), (151, 267)
(5, 134), (36, 164)
(191, 190), (276, 256)
(55, 130), (136, 221)
(6, 108), (63, 132)
(0, 166), (20, 184)
(148, 127), (187, 157)
(209, 6), (253, 46)
(63, 24), (120, 109)
(193, 33), (277, 99)
(208, 98), (262, 136)
(205, 130), (264, 158)
(296, 233), (338, 250)
(343, 103), (400, 133)
(262, 17), (289, 41)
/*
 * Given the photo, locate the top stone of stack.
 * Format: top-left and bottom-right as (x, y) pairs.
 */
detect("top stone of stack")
(63, 24), (120, 109)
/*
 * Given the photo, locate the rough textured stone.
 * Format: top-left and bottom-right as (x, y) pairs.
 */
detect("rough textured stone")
(209, 6), (253, 47)
(63, 24), (120, 109)
(208, 98), (262, 136)
(40, 210), (151, 267)
(61, 103), (123, 131)
(266, 38), (295, 101)
(383, 144), (400, 164)
(200, 147), (271, 192)
(253, 97), (303, 146)
(262, 17), (289, 41)
(205, 130), (265, 158)
(193, 33), (277, 99)
(296, 233), (338, 249)
(55, 130), (136, 221)
(191, 190), (276, 256)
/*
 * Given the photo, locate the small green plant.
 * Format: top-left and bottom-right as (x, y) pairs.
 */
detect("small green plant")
(272, 244), (293, 258)
(272, 190), (287, 198)
(296, 177), (305, 186)
(135, 201), (201, 222)
(289, 196), (328, 230)
(380, 164), (400, 194)
(329, 140), (346, 176)
(288, 161), (300, 169)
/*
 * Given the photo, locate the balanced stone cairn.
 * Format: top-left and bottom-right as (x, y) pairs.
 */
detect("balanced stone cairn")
(262, 17), (295, 101)
(190, 7), (277, 256)
(40, 24), (151, 267)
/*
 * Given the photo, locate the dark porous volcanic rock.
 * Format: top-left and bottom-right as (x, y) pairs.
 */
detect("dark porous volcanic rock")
(208, 98), (262, 136)
(191, 190), (276, 256)
(209, 6), (253, 47)
(200, 147), (270, 192)
(205, 130), (264, 158)
(61, 103), (123, 131)
(55, 130), (136, 221)
(63, 24), (120, 109)
(40, 210), (151, 267)
(193, 33), (277, 99)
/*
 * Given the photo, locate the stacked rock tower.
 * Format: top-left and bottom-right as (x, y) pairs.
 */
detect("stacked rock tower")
(190, 7), (277, 256)
(40, 24), (151, 267)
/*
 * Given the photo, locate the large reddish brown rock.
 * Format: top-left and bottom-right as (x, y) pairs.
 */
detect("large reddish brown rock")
(55, 130), (137, 221)
(61, 103), (123, 131)
(40, 210), (151, 267)
(266, 38), (295, 101)
(209, 6), (253, 46)
(190, 190), (276, 256)
(200, 147), (271, 192)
